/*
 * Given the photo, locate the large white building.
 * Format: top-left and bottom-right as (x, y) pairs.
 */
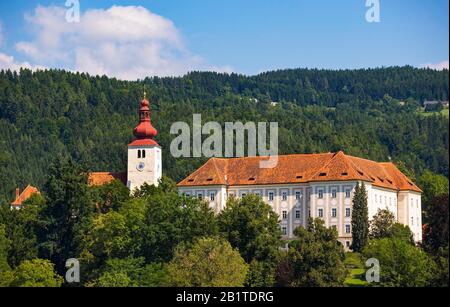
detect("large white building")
(177, 152), (423, 248)
(87, 96), (422, 249)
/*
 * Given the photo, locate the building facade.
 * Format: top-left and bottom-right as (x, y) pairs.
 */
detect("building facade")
(177, 152), (423, 247)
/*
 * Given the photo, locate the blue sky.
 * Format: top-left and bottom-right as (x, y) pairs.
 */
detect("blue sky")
(0, 0), (448, 79)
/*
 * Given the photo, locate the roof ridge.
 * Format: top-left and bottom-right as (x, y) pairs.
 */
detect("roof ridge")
(309, 152), (341, 178)
(211, 158), (225, 182)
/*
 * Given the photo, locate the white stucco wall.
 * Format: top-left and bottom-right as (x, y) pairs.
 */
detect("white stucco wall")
(127, 145), (162, 191)
(178, 180), (422, 247)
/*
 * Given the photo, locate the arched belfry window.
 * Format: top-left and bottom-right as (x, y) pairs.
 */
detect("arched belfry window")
(142, 150), (146, 158)
(138, 150), (141, 159)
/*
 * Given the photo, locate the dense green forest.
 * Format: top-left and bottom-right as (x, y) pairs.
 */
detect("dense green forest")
(0, 66), (448, 203)
(0, 66), (448, 287)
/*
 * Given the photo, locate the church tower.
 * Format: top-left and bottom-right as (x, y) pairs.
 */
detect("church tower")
(127, 94), (162, 191)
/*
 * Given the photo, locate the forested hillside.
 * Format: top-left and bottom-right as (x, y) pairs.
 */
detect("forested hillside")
(0, 66), (448, 203)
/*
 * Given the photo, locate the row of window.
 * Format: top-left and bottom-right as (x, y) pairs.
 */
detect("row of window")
(318, 189), (352, 199)
(317, 207), (351, 218)
(279, 207), (351, 221)
(410, 198), (420, 209)
(253, 189), (351, 202)
(374, 194), (396, 206)
(281, 224), (351, 236)
(187, 192), (215, 201)
(185, 189), (353, 205)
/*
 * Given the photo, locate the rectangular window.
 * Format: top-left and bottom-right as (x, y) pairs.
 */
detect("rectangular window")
(210, 193), (215, 202)
(198, 194), (203, 200)
(282, 192), (288, 201)
(345, 225), (351, 234)
(282, 210), (287, 220)
(318, 208), (324, 218)
(255, 192), (261, 197)
(185, 192), (191, 197)
(295, 210), (301, 219)
(332, 208), (337, 218)
(345, 189), (351, 198)
(318, 190), (324, 199)
(345, 208), (351, 217)
(295, 192), (301, 201)
(411, 217), (414, 226)
(332, 190), (337, 198)
(282, 227), (287, 236)
(268, 192), (274, 201)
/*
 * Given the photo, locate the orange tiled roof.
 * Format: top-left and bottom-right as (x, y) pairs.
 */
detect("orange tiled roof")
(88, 172), (127, 186)
(177, 151), (422, 192)
(11, 185), (40, 207)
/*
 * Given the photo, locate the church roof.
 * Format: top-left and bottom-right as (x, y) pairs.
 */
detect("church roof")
(177, 151), (422, 192)
(88, 172), (127, 186)
(11, 185), (40, 207)
(129, 96), (159, 147)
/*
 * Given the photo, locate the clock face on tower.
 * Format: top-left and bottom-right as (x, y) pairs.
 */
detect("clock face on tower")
(137, 162), (145, 172)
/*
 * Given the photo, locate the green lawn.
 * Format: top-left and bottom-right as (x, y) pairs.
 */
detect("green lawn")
(418, 108), (449, 117)
(344, 253), (368, 287)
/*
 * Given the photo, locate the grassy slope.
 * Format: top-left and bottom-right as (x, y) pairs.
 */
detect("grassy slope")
(418, 108), (449, 117)
(344, 253), (368, 287)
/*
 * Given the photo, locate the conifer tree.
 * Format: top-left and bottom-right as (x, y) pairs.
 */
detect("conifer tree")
(351, 182), (369, 252)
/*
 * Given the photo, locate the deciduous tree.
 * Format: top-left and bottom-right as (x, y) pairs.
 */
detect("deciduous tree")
(167, 237), (248, 287)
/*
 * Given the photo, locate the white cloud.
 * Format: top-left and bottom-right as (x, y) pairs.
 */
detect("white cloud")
(420, 60), (449, 71)
(0, 52), (45, 71)
(13, 5), (232, 80)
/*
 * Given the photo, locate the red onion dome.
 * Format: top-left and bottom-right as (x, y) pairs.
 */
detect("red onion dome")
(132, 98), (158, 139)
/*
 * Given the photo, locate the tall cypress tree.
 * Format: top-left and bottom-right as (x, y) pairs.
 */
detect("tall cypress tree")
(351, 182), (369, 252)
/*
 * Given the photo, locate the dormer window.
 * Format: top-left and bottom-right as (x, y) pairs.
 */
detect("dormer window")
(319, 173), (327, 177)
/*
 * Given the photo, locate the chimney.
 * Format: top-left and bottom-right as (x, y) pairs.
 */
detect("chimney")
(15, 187), (20, 200)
